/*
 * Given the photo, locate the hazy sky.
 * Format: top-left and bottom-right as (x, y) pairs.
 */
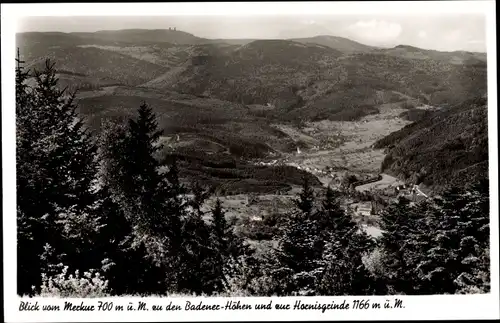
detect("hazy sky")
(18, 14), (487, 52)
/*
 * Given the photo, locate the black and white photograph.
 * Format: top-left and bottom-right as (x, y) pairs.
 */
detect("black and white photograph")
(2, 1), (499, 321)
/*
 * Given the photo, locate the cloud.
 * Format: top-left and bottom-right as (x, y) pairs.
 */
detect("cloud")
(346, 19), (402, 43)
(467, 39), (484, 44)
(418, 30), (427, 39)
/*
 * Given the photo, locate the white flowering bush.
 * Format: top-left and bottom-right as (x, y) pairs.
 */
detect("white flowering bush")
(40, 264), (110, 297)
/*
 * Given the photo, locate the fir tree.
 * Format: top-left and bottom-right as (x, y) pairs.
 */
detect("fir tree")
(317, 186), (357, 243)
(16, 50), (40, 296)
(210, 198), (247, 294)
(212, 199), (228, 252)
(16, 58), (100, 294)
(190, 181), (211, 218)
(294, 175), (315, 217)
(160, 156), (190, 292)
(316, 186), (376, 295)
(126, 102), (163, 195)
(209, 198), (230, 293)
(378, 196), (419, 294)
(416, 180), (490, 294)
(176, 183), (220, 295)
(96, 120), (166, 295)
(275, 179), (323, 295)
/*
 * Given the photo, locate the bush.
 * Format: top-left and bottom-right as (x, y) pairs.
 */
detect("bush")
(39, 264), (110, 297)
(362, 248), (386, 277)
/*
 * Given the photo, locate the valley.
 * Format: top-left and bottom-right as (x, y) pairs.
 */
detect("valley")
(194, 99), (428, 241)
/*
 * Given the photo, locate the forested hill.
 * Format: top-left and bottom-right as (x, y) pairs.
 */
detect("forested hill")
(374, 96), (488, 190)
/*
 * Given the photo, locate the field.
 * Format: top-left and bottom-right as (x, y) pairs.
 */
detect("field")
(355, 174), (405, 192)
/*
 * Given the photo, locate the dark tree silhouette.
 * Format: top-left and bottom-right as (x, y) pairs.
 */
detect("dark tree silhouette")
(16, 58), (101, 295)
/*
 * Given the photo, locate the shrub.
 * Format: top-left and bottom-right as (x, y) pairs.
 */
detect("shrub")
(362, 248), (386, 277)
(39, 264), (110, 298)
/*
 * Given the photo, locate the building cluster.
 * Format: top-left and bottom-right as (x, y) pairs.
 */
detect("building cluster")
(394, 184), (428, 202)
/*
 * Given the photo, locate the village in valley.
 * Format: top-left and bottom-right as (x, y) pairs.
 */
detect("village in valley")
(243, 101), (433, 238)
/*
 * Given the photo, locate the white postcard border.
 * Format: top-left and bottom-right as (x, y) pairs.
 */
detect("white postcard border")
(2, 1), (498, 322)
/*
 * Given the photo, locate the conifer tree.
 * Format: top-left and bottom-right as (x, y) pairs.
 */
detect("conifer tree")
(159, 156), (190, 292)
(209, 198), (247, 294)
(126, 102), (163, 194)
(378, 196), (418, 294)
(316, 186), (376, 295)
(30, 60), (97, 210)
(210, 198), (230, 292)
(16, 58), (100, 294)
(16, 50), (40, 295)
(318, 186), (357, 242)
(401, 199), (435, 294)
(120, 102), (169, 237)
(176, 183), (219, 295)
(96, 120), (167, 295)
(96, 105), (166, 291)
(294, 175), (315, 217)
(212, 198), (228, 253)
(275, 178), (323, 295)
(417, 180), (490, 294)
(190, 181), (211, 218)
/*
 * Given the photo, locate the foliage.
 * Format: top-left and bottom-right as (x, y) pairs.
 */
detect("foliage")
(377, 179), (490, 295)
(316, 187), (380, 295)
(39, 265), (110, 298)
(274, 183), (378, 296)
(16, 57), (101, 295)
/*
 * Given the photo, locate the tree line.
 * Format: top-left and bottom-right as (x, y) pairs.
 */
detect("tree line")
(16, 58), (490, 297)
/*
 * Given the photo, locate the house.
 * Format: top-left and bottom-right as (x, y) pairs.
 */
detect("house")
(354, 202), (372, 218)
(250, 216), (262, 222)
(358, 207), (372, 217)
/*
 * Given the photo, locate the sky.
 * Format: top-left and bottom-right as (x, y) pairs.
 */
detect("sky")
(17, 14), (487, 52)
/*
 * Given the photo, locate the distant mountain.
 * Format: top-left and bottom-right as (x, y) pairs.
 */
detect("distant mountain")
(232, 39), (340, 63)
(73, 28), (209, 45)
(16, 30), (488, 123)
(377, 44), (487, 66)
(290, 35), (376, 53)
(207, 38), (257, 46)
(277, 24), (335, 39)
(374, 96), (488, 189)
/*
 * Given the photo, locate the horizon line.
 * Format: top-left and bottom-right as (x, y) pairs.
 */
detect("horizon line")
(16, 28), (487, 54)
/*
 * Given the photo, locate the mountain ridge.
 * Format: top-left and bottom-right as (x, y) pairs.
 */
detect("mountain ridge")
(17, 29), (487, 123)
(16, 28), (487, 55)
